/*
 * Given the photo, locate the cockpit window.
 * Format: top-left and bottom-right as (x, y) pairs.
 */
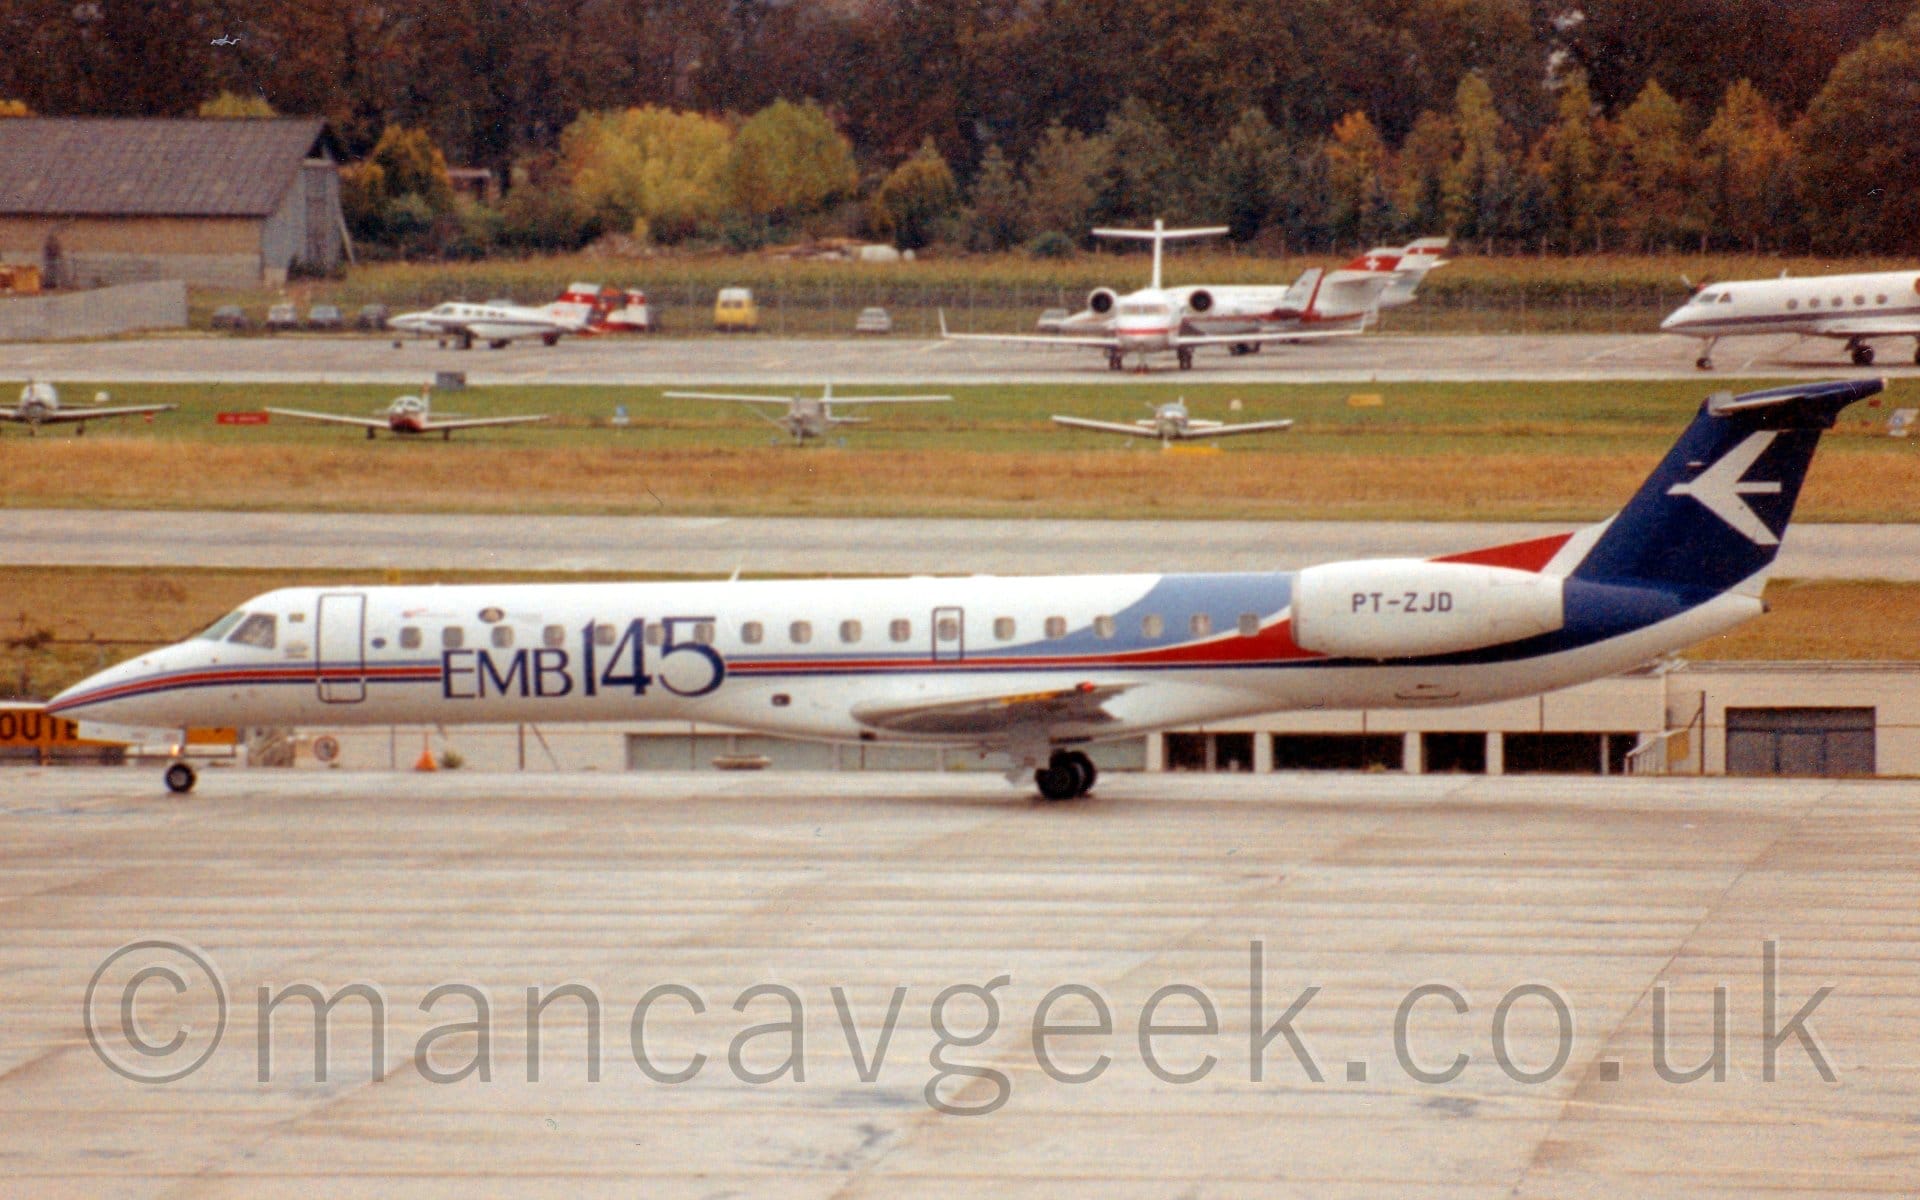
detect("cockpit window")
(198, 612), (245, 641)
(227, 613), (278, 649)
(1694, 291), (1720, 305)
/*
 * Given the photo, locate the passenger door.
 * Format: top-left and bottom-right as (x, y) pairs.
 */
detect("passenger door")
(315, 593), (367, 703)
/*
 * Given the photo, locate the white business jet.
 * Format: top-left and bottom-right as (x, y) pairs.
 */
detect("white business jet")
(1052, 399), (1294, 443)
(663, 384), (951, 444)
(0, 381), (173, 435)
(51, 378), (1879, 800)
(1661, 269), (1920, 368)
(265, 391), (550, 439)
(388, 299), (589, 349)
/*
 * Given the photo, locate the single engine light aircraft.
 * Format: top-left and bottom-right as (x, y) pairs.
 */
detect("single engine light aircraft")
(0, 381), (174, 435)
(388, 299), (589, 349)
(265, 392), (550, 440)
(663, 384), (951, 444)
(939, 222), (1446, 371)
(1660, 268), (1920, 369)
(51, 378), (1878, 800)
(1052, 399), (1293, 443)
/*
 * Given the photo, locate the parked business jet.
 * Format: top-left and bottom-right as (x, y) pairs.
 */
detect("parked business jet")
(1052, 399), (1293, 443)
(1661, 269), (1920, 368)
(388, 299), (589, 349)
(663, 384), (951, 444)
(940, 222), (1446, 371)
(50, 378), (1878, 799)
(0, 381), (173, 435)
(265, 392), (550, 439)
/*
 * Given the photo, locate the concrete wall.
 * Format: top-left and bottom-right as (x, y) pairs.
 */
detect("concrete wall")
(0, 279), (186, 339)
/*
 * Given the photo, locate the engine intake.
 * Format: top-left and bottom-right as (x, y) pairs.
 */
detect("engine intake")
(1088, 288), (1118, 315)
(1292, 559), (1564, 659)
(1187, 288), (1214, 313)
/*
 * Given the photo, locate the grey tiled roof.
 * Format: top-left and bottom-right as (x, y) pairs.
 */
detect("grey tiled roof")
(0, 118), (328, 217)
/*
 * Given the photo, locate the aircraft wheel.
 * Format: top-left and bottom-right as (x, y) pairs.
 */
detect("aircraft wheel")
(1107, 352), (1124, 372)
(1035, 763), (1081, 802)
(163, 761), (197, 794)
(1695, 356), (1713, 370)
(1851, 344), (1875, 367)
(1062, 750), (1096, 797)
(1177, 348), (1194, 370)
(542, 332), (560, 346)
(488, 339), (510, 350)
(1913, 343), (1920, 367)
(365, 427), (376, 440)
(75, 423), (85, 436)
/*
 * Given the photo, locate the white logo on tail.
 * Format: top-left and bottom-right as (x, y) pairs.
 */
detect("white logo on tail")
(1666, 432), (1783, 545)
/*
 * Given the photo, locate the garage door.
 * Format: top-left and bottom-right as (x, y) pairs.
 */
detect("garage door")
(1725, 707), (1875, 777)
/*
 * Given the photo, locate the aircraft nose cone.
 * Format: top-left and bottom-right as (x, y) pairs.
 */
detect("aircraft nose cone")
(44, 654), (167, 722)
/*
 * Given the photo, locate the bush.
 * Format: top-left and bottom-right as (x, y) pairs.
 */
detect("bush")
(1026, 230), (1075, 258)
(498, 186), (603, 253)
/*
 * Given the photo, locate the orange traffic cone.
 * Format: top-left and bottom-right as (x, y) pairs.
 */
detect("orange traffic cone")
(414, 738), (438, 771)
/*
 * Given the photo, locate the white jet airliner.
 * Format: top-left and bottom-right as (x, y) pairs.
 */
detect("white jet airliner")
(50, 378), (1877, 799)
(1660, 269), (1920, 369)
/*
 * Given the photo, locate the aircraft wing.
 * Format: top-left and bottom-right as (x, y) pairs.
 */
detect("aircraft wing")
(818, 394), (953, 405)
(1175, 418), (1295, 439)
(1172, 327), (1363, 347)
(661, 391), (792, 405)
(421, 414), (551, 431)
(851, 681), (1134, 738)
(1051, 415), (1162, 438)
(1810, 317), (1920, 338)
(2, 403), (175, 424)
(264, 407), (391, 430)
(937, 310), (1120, 349)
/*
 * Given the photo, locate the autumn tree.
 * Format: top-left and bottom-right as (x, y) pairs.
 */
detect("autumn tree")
(964, 142), (1028, 250)
(561, 106), (732, 242)
(1694, 79), (1797, 250)
(1535, 72), (1605, 249)
(1323, 110), (1393, 244)
(726, 99), (857, 229)
(1022, 121), (1113, 240)
(1442, 73), (1514, 240)
(871, 138), (959, 250)
(1097, 98), (1192, 225)
(1394, 110), (1455, 236)
(1796, 10), (1920, 253)
(1606, 80), (1694, 251)
(1203, 108), (1292, 243)
(197, 91), (276, 118)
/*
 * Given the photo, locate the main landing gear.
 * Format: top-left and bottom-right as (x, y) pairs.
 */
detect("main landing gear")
(1034, 749), (1097, 801)
(1176, 348), (1194, 370)
(1847, 338), (1875, 367)
(1107, 350), (1125, 371)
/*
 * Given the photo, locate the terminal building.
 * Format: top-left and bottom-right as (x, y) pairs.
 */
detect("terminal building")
(260, 660), (1915, 780)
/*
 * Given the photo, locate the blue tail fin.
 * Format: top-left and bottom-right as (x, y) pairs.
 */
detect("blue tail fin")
(1570, 379), (1880, 595)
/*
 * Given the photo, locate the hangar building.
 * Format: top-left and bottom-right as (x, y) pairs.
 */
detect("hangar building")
(0, 117), (343, 288)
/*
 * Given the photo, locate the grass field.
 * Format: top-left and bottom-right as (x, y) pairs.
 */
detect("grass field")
(3, 566), (1912, 701)
(191, 250), (1920, 337)
(2, 379), (1915, 521)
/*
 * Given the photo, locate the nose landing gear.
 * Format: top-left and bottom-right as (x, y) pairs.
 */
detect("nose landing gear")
(1848, 339), (1875, 367)
(1034, 749), (1097, 801)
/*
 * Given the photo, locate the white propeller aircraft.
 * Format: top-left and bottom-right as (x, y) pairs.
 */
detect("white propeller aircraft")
(51, 378), (1879, 800)
(939, 222), (1447, 371)
(1660, 268), (1920, 369)
(1052, 399), (1294, 443)
(265, 391), (550, 440)
(663, 384), (952, 444)
(388, 299), (589, 349)
(0, 381), (173, 435)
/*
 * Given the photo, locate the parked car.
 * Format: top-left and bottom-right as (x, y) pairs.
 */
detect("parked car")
(306, 303), (343, 330)
(854, 306), (893, 335)
(1036, 307), (1071, 332)
(210, 305), (249, 331)
(355, 303), (390, 331)
(265, 302), (298, 332)
(713, 287), (758, 332)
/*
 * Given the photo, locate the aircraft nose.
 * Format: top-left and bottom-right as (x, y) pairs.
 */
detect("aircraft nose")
(45, 651), (176, 723)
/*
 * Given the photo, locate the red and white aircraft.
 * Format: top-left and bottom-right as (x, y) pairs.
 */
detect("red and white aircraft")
(940, 222), (1447, 371)
(52, 378), (1876, 799)
(265, 392), (550, 440)
(552, 282), (653, 332)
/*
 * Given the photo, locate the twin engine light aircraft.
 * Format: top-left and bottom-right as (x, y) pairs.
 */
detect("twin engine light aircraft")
(1052, 399), (1293, 443)
(0, 381), (173, 435)
(388, 299), (588, 349)
(940, 222), (1446, 371)
(1661, 269), (1920, 369)
(663, 384), (951, 444)
(265, 392), (550, 440)
(51, 378), (1880, 799)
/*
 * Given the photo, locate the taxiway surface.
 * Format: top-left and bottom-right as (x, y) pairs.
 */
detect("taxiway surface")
(4, 768), (1915, 1196)
(7, 508), (1915, 578)
(3, 331), (1912, 385)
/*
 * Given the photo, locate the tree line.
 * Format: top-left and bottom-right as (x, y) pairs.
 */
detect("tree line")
(3, 0), (1917, 255)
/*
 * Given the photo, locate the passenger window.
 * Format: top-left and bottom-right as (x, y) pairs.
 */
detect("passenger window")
(1787, 299), (1798, 310)
(693, 621), (716, 646)
(741, 621), (763, 645)
(1238, 613), (1260, 637)
(935, 616), (959, 641)
(1190, 613), (1213, 637)
(491, 625), (514, 649)
(645, 622), (663, 647)
(1093, 615), (1115, 639)
(1831, 296), (1843, 308)
(1809, 298), (1820, 308)
(790, 620), (812, 644)
(400, 626), (422, 650)
(1854, 295), (1866, 306)
(1877, 294), (1889, 305)
(594, 622), (615, 647)
(839, 619), (862, 644)
(889, 619), (911, 643)
(228, 613), (277, 649)
(1045, 616), (1067, 639)
(442, 626), (464, 650)
(993, 617), (1015, 640)
(543, 624), (565, 648)
(1141, 614), (1165, 639)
